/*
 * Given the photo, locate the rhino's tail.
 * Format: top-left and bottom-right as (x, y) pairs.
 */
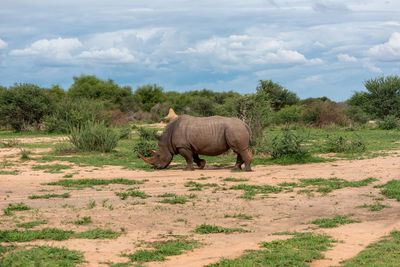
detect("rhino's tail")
(245, 124), (255, 147)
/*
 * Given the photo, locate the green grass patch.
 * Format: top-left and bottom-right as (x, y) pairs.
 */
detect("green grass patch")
(0, 170), (19, 175)
(0, 228), (120, 242)
(341, 230), (400, 266)
(16, 220), (47, 229)
(356, 202), (390, 211)
(44, 178), (147, 188)
(222, 177), (249, 182)
(32, 164), (72, 173)
(158, 193), (177, 197)
(159, 195), (189, 204)
(194, 224), (249, 234)
(116, 190), (151, 200)
(184, 181), (219, 191)
(224, 213), (253, 220)
(71, 216), (92, 225)
(310, 215), (360, 228)
(230, 184), (283, 199)
(123, 239), (199, 263)
(3, 203), (31, 216)
(0, 246), (85, 267)
(28, 193), (70, 199)
(375, 180), (400, 201)
(207, 232), (334, 266)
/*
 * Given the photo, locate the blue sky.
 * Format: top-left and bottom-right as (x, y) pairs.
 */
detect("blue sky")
(1, 0), (400, 101)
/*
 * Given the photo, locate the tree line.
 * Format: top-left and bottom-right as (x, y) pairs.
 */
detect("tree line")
(1, 74), (400, 135)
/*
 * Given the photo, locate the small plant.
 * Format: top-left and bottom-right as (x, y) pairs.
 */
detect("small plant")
(54, 142), (77, 155)
(224, 213), (253, 220)
(115, 190), (151, 200)
(68, 121), (119, 152)
(87, 200), (96, 209)
(159, 195), (188, 204)
(223, 178), (249, 182)
(375, 180), (400, 201)
(310, 215), (360, 228)
(45, 178), (146, 188)
(265, 128), (309, 159)
(72, 216), (92, 225)
(19, 149), (31, 161)
(184, 181), (218, 191)
(378, 115), (399, 130)
(356, 202), (390, 211)
(194, 224), (249, 234)
(32, 164), (72, 173)
(0, 139), (19, 148)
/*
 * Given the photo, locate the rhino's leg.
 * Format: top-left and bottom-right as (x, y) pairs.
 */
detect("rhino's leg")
(193, 154), (206, 169)
(239, 150), (252, 171)
(233, 154), (244, 170)
(178, 148), (195, 171)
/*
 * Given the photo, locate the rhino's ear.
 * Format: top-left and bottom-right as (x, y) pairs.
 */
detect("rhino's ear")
(154, 133), (162, 141)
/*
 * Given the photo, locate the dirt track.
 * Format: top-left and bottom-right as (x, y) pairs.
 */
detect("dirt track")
(1, 145), (400, 266)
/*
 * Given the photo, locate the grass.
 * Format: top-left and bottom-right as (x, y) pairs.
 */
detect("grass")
(208, 232), (334, 266)
(0, 246), (85, 267)
(194, 224), (249, 234)
(0, 228), (120, 242)
(222, 177), (249, 182)
(3, 203), (31, 216)
(16, 220), (48, 229)
(115, 190), (151, 200)
(44, 178), (147, 188)
(224, 213), (253, 220)
(71, 216), (92, 225)
(0, 170), (19, 175)
(340, 230), (400, 266)
(375, 180), (400, 201)
(184, 181), (219, 191)
(159, 195), (189, 204)
(356, 202), (390, 211)
(310, 215), (360, 228)
(32, 164), (72, 173)
(123, 239), (200, 263)
(28, 193), (70, 199)
(230, 184), (283, 199)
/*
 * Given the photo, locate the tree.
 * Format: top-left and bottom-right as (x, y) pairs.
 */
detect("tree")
(0, 84), (52, 131)
(133, 84), (165, 112)
(348, 75), (400, 119)
(256, 80), (299, 111)
(68, 75), (135, 111)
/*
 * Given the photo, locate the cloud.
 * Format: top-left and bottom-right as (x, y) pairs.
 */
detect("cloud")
(313, 0), (349, 13)
(368, 32), (400, 60)
(10, 37), (82, 60)
(0, 39), (7, 49)
(78, 48), (136, 63)
(337, 53), (357, 62)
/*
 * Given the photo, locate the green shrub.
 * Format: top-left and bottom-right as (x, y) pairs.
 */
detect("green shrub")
(273, 105), (303, 125)
(324, 134), (366, 153)
(68, 121), (119, 152)
(377, 115), (399, 130)
(264, 129), (309, 158)
(132, 127), (158, 157)
(343, 106), (370, 124)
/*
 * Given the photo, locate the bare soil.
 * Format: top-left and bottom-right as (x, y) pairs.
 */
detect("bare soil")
(1, 142), (400, 266)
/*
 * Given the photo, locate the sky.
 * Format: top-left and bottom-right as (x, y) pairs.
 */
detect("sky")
(1, 0), (400, 101)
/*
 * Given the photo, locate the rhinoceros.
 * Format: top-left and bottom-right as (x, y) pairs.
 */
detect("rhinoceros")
(137, 115), (252, 171)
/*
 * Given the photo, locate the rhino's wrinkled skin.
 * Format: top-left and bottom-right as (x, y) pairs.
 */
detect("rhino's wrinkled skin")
(138, 115), (252, 171)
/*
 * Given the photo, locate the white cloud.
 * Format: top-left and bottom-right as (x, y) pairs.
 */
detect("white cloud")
(0, 39), (7, 49)
(337, 53), (357, 62)
(78, 48), (136, 63)
(10, 37), (82, 60)
(368, 32), (400, 60)
(313, 0), (349, 13)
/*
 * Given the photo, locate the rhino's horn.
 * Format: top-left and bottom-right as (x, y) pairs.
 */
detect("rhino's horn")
(150, 149), (156, 156)
(137, 152), (154, 165)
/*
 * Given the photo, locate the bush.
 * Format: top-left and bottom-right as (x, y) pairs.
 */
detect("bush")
(68, 122), (119, 152)
(273, 105), (303, 125)
(302, 100), (348, 127)
(132, 127), (158, 157)
(323, 134), (366, 153)
(378, 115), (399, 130)
(261, 129), (309, 158)
(343, 106), (370, 125)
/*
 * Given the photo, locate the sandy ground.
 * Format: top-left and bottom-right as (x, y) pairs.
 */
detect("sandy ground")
(1, 143), (400, 266)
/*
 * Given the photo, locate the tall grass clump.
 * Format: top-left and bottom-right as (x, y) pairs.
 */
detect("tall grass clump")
(377, 115), (399, 130)
(68, 121), (119, 152)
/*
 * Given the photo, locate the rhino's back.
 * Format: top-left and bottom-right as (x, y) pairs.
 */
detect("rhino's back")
(172, 115), (250, 155)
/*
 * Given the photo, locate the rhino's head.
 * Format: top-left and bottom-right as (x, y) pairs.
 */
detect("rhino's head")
(137, 134), (173, 169)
